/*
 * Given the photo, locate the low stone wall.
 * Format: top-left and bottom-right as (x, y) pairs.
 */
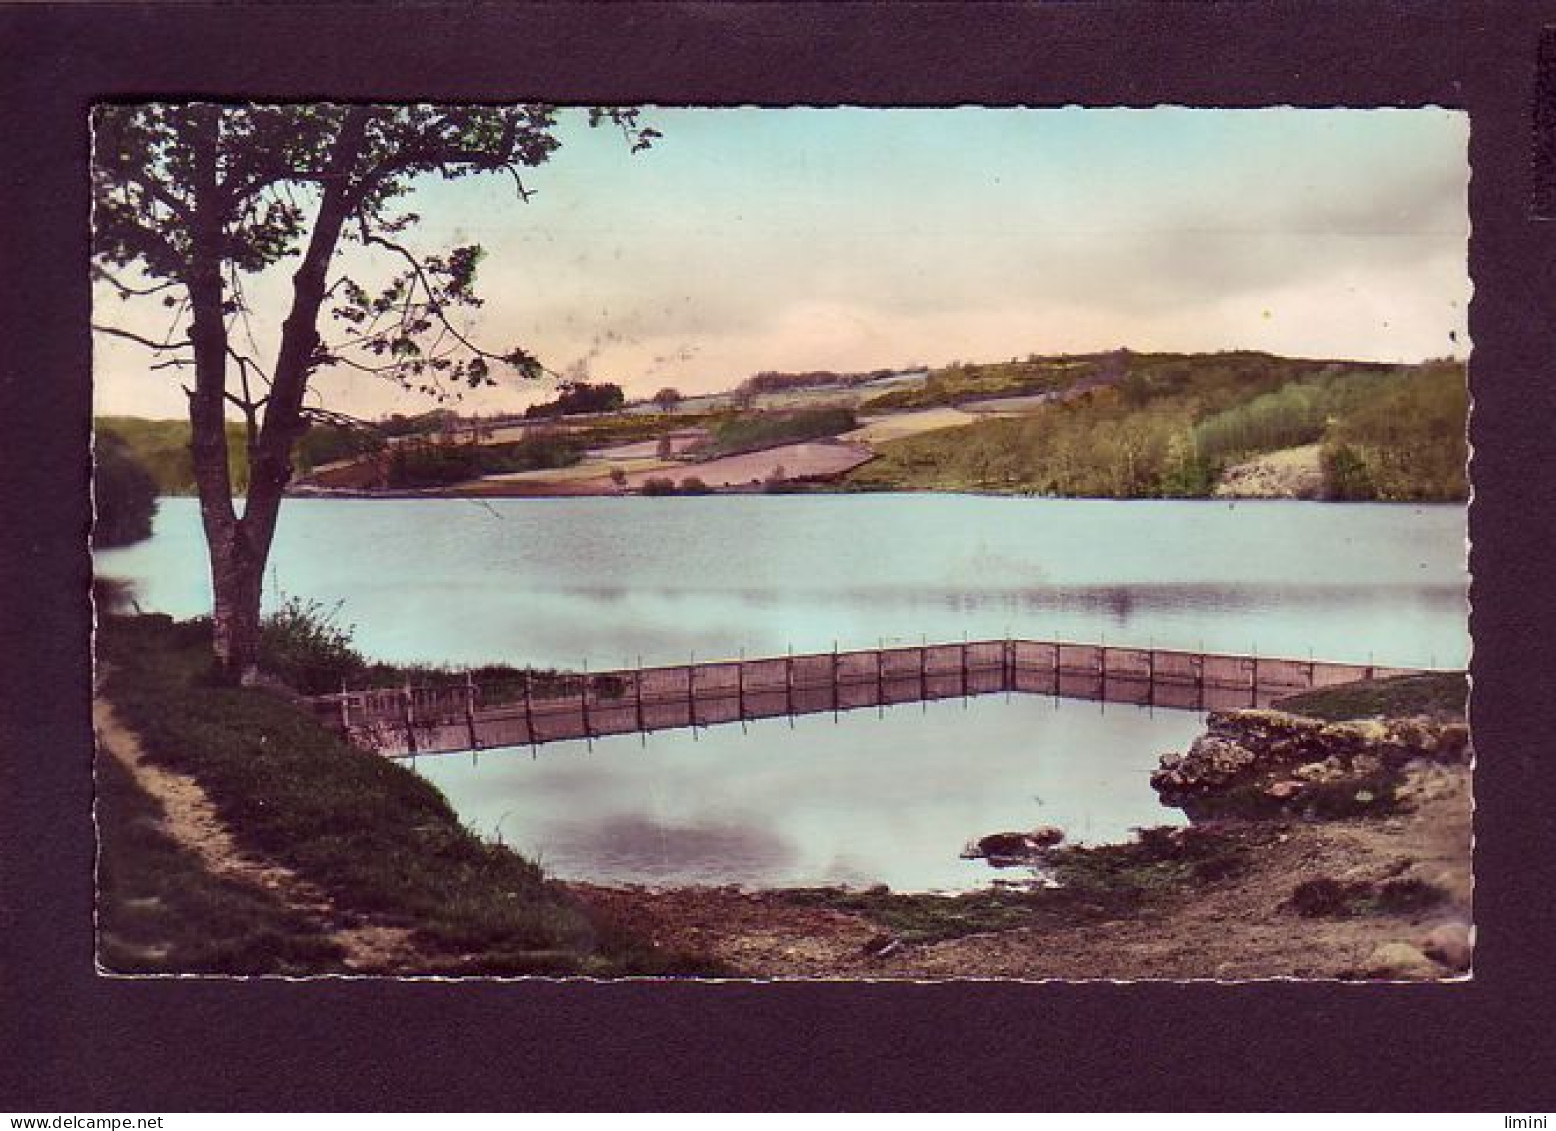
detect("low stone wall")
(1151, 708), (1471, 810)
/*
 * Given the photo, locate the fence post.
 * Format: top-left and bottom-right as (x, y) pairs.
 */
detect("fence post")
(464, 670), (479, 751)
(1250, 655), (1259, 708)
(960, 637), (969, 698)
(785, 646), (794, 721)
(875, 639), (885, 709)
(686, 658), (697, 729)
(918, 642), (927, 700)
(523, 671), (536, 747)
(1147, 645), (1156, 710)
(402, 677), (418, 755)
(635, 657), (645, 733)
(832, 641), (840, 722)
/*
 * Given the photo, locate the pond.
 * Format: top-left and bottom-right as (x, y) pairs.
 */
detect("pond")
(411, 691), (1208, 892)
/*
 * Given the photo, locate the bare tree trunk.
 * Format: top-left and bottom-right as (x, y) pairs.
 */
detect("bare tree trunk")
(185, 106), (371, 685)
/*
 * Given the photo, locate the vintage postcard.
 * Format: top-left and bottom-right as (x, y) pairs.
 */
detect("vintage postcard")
(89, 103), (1471, 981)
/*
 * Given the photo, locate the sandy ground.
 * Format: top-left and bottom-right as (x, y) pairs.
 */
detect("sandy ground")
(617, 440), (876, 490)
(1214, 443), (1325, 500)
(567, 762), (1473, 981)
(94, 697), (423, 972)
(960, 393), (1061, 414)
(840, 407), (982, 444)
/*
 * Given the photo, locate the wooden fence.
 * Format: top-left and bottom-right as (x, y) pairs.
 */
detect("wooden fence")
(303, 639), (1426, 758)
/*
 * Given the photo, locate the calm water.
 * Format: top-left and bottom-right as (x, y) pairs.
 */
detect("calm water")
(100, 495), (1469, 670)
(412, 692), (1207, 892)
(98, 494), (1466, 889)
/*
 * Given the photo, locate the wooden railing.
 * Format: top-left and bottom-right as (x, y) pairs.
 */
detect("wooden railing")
(303, 639), (1426, 758)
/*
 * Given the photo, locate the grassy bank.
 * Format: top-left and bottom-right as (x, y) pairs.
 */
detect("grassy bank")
(96, 749), (347, 975)
(97, 614), (714, 977)
(1273, 671), (1468, 722)
(846, 355), (1466, 501)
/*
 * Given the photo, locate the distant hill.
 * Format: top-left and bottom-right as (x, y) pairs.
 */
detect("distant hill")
(847, 353), (1467, 502)
(95, 417), (249, 496)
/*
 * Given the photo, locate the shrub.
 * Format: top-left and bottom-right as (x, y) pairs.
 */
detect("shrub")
(258, 596), (366, 694)
(93, 431), (160, 548)
(678, 476), (712, 494)
(640, 476), (677, 496)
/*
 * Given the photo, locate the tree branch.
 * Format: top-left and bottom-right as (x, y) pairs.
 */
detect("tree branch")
(90, 322), (193, 352)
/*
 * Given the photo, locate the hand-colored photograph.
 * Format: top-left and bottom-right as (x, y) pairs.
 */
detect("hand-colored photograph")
(90, 104), (1471, 980)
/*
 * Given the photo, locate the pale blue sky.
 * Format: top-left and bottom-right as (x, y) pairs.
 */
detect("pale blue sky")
(94, 106), (1469, 419)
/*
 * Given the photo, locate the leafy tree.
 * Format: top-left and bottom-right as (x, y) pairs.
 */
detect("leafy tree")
(652, 386), (683, 411)
(93, 430), (160, 548)
(524, 380), (626, 418)
(91, 104), (656, 682)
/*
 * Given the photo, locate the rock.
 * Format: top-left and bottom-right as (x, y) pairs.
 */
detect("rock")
(964, 826), (1065, 866)
(1420, 922), (1473, 971)
(1265, 780), (1304, 800)
(1155, 709), (1470, 809)
(1361, 941), (1446, 980)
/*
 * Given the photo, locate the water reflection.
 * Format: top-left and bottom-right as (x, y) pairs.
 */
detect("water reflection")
(98, 496), (1469, 671)
(416, 693), (1209, 892)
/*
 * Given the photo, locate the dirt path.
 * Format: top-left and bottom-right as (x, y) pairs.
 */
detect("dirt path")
(567, 763), (1472, 981)
(93, 698), (421, 973)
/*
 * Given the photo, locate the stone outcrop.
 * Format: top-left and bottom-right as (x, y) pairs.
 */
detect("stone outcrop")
(1151, 709), (1470, 811)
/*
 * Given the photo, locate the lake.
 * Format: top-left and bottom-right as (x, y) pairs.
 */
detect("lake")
(100, 495), (1469, 671)
(98, 494), (1467, 889)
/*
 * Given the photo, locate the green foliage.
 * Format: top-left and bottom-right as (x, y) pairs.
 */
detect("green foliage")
(861, 357), (1089, 411)
(851, 389), (1199, 496)
(259, 596), (366, 694)
(98, 615), (710, 976)
(640, 476), (678, 496)
(702, 406), (857, 457)
(524, 381), (627, 418)
(385, 432), (582, 488)
(848, 354), (1467, 501)
(678, 476), (712, 495)
(1322, 362), (1468, 501)
(1320, 442), (1376, 500)
(93, 431), (160, 547)
(94, 417), (249, 495)
(294, 423), (383, 472)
